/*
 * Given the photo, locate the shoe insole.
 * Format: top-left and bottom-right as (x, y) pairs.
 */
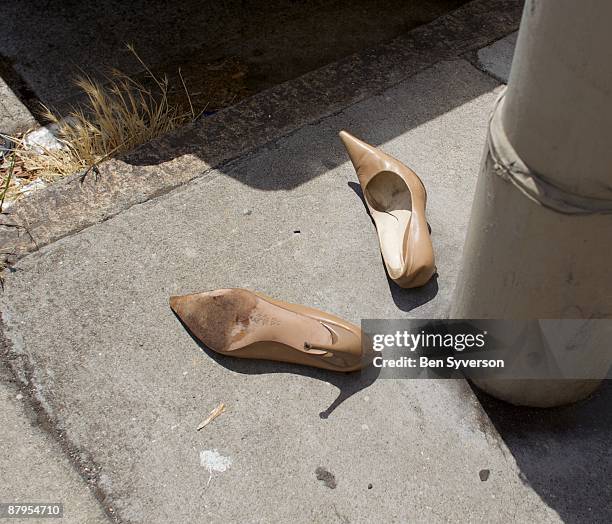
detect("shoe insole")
(365, 171), (412, 272)
(172, 289), (332, 353)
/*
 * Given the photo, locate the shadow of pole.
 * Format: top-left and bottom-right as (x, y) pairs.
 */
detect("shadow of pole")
(472, 380), (612, 523)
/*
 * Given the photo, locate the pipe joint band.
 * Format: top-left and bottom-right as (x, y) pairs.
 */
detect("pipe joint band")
(488, 91), (612, 215)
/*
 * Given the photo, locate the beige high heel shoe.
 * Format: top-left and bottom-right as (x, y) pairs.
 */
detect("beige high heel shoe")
(170, 288), (371, 372)
(340, 131), (436, 288)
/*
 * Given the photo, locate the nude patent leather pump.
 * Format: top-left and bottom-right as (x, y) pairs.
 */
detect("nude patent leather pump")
(339, 131), (436, 288)
(170, 288), (371, 372)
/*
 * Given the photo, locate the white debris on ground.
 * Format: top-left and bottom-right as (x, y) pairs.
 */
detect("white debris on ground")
(22, 122), (66, 153)
(200, 449), (232, 485)
(1, 119), (73, 209)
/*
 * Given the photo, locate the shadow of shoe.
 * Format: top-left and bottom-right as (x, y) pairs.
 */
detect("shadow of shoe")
(387, 273), (438, 312)
(348, 180), (370, 220)
(172, 310), (380, 418)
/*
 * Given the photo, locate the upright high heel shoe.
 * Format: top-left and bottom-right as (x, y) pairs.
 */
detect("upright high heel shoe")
(170, 288), (371, 372)
(339, 131), (436, 288)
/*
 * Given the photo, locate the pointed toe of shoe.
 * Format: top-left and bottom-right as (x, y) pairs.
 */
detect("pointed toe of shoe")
(169, 293), (200, 323)
(169, 294), (183, 312)
(338, 130), (376, 172)
(169, 289), (256, 352)
(338, 129), (353, 146)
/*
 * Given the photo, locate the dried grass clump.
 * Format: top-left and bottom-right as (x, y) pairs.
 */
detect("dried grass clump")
(0, 45), (194, 208)
(1, 135), (82, 201)
(46, 44), (194, 167)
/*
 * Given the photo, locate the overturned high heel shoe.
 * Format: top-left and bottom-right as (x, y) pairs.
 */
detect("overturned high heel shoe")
(339, 130), (436, 288)
(170, 288), (371, 372)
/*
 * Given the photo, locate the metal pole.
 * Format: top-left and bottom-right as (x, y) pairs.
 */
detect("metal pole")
(451, 0), (612, 407)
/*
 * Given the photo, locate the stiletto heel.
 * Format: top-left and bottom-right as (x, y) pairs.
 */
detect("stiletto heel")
(339, 130), (436, 288)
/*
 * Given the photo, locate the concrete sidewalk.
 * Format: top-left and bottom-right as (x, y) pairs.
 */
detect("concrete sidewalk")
(0, 373), (107, 523)
(1, 57), (573, 523)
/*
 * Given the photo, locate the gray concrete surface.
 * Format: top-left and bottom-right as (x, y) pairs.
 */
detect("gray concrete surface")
(476, 32), (518, 83)
(0, 76), (35, 135)
(0, 0), (523, 263)
(0, 370), (108, 523)
(1, 59), (573, 523)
